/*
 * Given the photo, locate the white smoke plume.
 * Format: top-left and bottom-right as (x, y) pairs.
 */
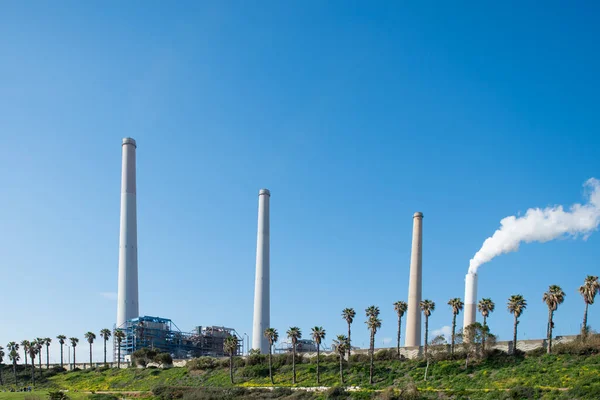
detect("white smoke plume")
(469, 178), (600, 274)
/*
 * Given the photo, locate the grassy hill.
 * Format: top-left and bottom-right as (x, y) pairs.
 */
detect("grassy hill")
(0, 340), (599, 399)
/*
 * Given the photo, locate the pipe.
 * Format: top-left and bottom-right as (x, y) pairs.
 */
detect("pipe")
(405, 212), (423, 347)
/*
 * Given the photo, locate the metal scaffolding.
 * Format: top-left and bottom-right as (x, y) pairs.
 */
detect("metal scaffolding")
(114, 315), (242, 361)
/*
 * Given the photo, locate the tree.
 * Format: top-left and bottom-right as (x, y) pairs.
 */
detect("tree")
(7, 342), (19, 386)
(0, 346), (5, 385)
(286, 327), (302, 384)
(43, 338), (52, 370)
(447, 298), (464, 356)
(20, 340), (30, 372)
(100, 329), (112, 367)
(35, 338), (43, 378)
(28, 340), (38, 385)
(365, 305), (381, 385)
(341, 308), (356, 358)
(507, 295), (527, 355)
(420, 300), (435, 356)
(477, 298), (495, 352)
(263, 328), (279, 384)
(84, 332), (96, 367)
(69, 337), (79, 366)
(132, 348), (158, 368)
(393, 301), (408, 358)
(578, 275), (599, 337)
(223, 336), (239, 384)
(114, 330), (125, 368)
(333, 335), (348, 384)
(543, 285), (565, 354)
(56, 335), (67, 368)
(311, 327), (326, 384)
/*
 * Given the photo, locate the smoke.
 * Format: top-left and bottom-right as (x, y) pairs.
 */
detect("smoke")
(469, 178), (600, 274)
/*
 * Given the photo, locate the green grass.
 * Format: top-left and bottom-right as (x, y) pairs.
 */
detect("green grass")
(1, 352), (599, 399)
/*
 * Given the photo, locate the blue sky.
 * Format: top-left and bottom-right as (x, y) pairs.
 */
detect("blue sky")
(1, 1), (599, 362)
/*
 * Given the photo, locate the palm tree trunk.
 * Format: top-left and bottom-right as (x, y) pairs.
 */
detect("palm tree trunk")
(23, 351), (28, 371)
(117, 344), (121, 369)
(397, 314), (401, 359)
(292, 344), (296, 384)
(268, 345), (273, 384)
(482, 316), (487, 353)
(38, 353), (42, 378)
(31, 359), (35, 386)
(451, 313), (457, 356)
(339, 353), (344, 384)
(60, 344), (64, 368)
(13, 360), (18, 386)
(73, 347), (76, 367)
(316, 345), (320, 385)
(582, 302), (589, 337)
(46, 345), (50, 370)
(512, 314), (518, 355)
(89, 344), (93, 368)
(547, 309), (553, 354)
(0, 364), (3, 385)
(229, 354), (234, 384)
(369, 331), (375, 385)
(347, 322), (352, 358)
(424, 315), (429, 356)
(104, 339), (107, 366)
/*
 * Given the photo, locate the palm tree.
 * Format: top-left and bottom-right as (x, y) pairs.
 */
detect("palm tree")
(100, 329), (112, 366)
(56, 335), (67, 368)
(333, 335), (348, 384)
(365, 305), (381, 385)
(43, 338), (51, 370)
(420, 300), (435, 356)
(507, 295), (527, 355)
(263, 328), (279, 384)
(447, 298), (463, 356)
(393, 301), (408, 358)
(286, 327), (302, 384)
(84, 332), (96, 367)
(20, 340), (30, 372)
(69, 337), (79, 366)
(477, 298), (495, 352)
(578, 275), (599, 337)
(35, 338), (43, 378)
(7, 342), (19, 386)
(28, 341), (38, 385)
(114, 330), (125, 368)
(0, 346), (5, 385)
(543, 285), (565, 354)
(311, 327), (326, 384)
(223, 336), (239, 384)
(341, 308), (356, 358)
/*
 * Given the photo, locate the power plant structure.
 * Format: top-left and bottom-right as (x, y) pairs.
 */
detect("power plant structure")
(113, 138), (241, 360)
(114, 316), (242, 360)
(252, 189), (271, 354)
(463, 272), (478, 332)
(405, 212), (423, 347)
(117, 138), (139, 329)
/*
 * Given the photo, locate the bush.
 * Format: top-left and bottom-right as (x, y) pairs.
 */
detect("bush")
(326, 386), (348, 399)
(133, 347), (159, 368)
(508, 386), (539, 400)
(349, 353), (370, 363)
(47, 391), (69, 400)
(88, 395), (119, 400)
(375, 349), (398, 361)
(155, 352), (174, 367)
(153, 385), (189, 400)
(246, 353), (267, 366)
(239, 364), (270, 378)
(187, 357), (218, 371)
(554, 335), (600, 355)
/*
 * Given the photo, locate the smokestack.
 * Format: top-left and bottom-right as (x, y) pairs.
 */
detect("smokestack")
(116, 138), (139, 329)
(252, 189), (270, 353)
(405, 212), (423, 347)
(463, 272), (478, 332)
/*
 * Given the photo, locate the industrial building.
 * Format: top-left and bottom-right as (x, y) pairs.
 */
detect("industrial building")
(114, 316), (243, 360)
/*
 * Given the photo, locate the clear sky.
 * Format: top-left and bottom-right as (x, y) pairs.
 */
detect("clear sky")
(1, 1), (599, 362)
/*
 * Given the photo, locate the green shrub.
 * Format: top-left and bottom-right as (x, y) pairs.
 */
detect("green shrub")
(508, 386), (538, 400)
(187, 357), (218, 371)
(349, 354), (370, 363)
(239, 364), (270, 378)
(153, 385), (190, 399)
(246, 353), (267, 366)
(88, 395), (119, 400)
(155, 352), (174, 367)
(375, 349), (398, 361)
(326, 386), (348, 399)
(47, 391), (69, 400)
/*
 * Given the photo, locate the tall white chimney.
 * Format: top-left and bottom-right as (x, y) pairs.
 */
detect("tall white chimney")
(405, 212), (423, 347)
(252, 189), (270, 353)
(116, 138), (139, 329)
(463, 272), (478, 333)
